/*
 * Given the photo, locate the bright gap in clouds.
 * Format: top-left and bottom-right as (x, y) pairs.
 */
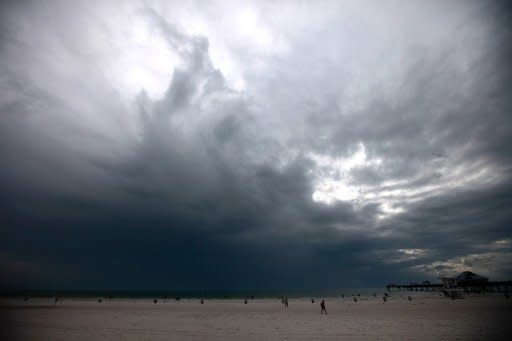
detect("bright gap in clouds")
(310, 142), (506, 221)
(107, 16), (179, 99)
(309, 144), (405, 220)
(106, 4), (290, 99)
(311, 143), (381, 204)
(235, 7), (273, 52)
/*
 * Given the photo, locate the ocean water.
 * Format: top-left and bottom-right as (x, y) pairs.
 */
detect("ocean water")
(3, 287), (436, 300)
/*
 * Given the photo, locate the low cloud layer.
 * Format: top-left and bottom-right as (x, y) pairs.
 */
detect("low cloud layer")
(1, 0), (512, 290)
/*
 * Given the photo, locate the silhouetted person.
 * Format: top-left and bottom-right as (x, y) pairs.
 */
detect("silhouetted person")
(311, 298), (315, 303)
(320, 299), (327, 314)
(408, 296), (412, 301)
(284, 297), (288, 308)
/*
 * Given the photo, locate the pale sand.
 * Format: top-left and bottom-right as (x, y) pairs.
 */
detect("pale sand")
(1, 296), (511, 340)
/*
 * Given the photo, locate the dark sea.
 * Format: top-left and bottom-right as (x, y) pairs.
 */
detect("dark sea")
(2, 288), (387, 299)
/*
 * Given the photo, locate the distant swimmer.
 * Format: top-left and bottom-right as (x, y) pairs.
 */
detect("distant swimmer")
(320, 299), (327, 314)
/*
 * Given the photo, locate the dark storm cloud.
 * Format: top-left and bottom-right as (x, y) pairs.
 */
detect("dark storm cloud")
(1, 0), (512, 290)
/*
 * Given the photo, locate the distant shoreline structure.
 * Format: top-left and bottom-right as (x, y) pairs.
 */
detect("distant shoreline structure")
(386, 271), (512, 297)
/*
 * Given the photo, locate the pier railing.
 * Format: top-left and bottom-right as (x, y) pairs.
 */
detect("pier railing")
(386, 281), (512, 292)
(386, 284), (442, 292)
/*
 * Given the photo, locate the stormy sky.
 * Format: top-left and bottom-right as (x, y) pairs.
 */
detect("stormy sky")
(1, 0), (511, 291)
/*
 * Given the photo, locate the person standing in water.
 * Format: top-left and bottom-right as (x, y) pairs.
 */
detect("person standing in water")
(320, 299), (327, 314)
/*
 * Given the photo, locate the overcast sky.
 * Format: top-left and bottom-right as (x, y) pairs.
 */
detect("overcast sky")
(1, 0), (511, 291)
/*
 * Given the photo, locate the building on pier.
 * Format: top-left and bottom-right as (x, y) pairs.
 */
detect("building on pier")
(386, 271), (511, 293)
(440, 271), (488, 289)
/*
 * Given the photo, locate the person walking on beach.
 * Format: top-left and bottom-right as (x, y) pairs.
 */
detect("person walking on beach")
(284, 296), (288, 308)
(320, 299), (327, 314)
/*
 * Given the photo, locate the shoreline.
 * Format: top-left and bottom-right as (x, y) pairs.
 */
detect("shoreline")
(2, 295), (511, 340)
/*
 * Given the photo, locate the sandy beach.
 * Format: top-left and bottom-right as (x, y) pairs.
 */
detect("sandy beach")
(1, 294), (511, 340)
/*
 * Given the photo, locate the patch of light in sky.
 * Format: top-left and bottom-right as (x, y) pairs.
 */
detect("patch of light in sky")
(235, 8), (273, 52)
(105, 16), (179, 99)
(310, 142), (505, 221)
(377, 202), (405, 220)
(310, 142), (381, 206)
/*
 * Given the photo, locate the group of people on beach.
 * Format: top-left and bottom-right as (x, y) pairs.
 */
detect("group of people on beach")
(281, 296), (327, 314)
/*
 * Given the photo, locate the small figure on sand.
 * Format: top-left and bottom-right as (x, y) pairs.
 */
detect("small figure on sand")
(284, 297), (288, 308)
(320, 299), (327, 314)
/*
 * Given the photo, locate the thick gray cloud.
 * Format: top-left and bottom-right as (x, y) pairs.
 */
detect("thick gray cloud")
(1, 0), (512, 291)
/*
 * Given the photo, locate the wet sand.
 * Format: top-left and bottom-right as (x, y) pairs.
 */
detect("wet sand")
(1, 295), (511, 340)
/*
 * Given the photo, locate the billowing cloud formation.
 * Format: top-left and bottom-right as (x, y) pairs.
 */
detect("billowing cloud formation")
(1, 0), (512, 290)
